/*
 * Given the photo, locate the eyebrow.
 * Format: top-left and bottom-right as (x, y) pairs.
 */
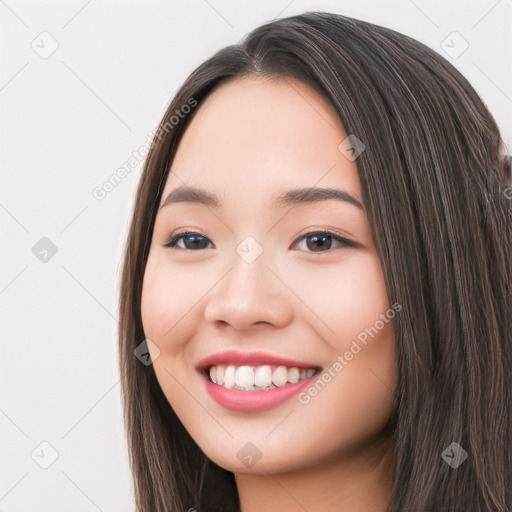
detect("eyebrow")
(160, 185), (364, 210)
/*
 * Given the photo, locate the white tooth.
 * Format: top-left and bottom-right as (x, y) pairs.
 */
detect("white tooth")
(299, 368), (307, 380)
(254, 365), (272, 387)
(209, 366), (217, 384)
(306, 368), (315, 378)
(216, 365), (224, 386)
(235, 366), (255, 388)
(223, 365), (235, 388)
(287, 367), (300, 383)
(272, 365), (288, 387)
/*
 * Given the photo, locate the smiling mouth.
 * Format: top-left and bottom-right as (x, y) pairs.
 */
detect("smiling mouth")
(204, 364), (320, 391)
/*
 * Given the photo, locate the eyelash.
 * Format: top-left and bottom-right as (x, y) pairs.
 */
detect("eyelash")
(164, 230), (356, 252)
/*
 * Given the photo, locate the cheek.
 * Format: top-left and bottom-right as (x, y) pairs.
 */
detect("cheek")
(141, 257), (193, 363)
(140, 254), (204, 345)
(341, 254), (391, 336)
(289, 252), (397, 434)
(290, 252), (391, 343)
(140, 256), (201, 413)
(290, 256), (396, 461)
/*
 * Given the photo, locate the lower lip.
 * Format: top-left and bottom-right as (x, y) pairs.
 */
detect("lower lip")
(199, 370), (317, 412)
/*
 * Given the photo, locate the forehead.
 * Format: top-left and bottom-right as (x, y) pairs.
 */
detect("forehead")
(162, 76), (361, 205)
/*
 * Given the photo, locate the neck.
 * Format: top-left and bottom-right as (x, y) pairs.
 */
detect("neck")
(234, 434), (394, 512)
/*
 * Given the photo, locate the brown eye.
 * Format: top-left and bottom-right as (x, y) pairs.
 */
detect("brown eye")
(164, 230), (356, 253)
(294, 231), (356, 253)
(165, 232), (213, 250)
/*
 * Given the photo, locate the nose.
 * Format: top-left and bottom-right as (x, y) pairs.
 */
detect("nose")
(204, 254), (294, 331)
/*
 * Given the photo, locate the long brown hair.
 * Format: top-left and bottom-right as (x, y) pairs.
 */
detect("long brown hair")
(118, 11), (512, 511)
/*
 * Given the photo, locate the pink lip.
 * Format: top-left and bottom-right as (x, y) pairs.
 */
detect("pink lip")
(195, 350), (321, 413)
(199, 371), (317, 412)
(195, 349), (319, 371)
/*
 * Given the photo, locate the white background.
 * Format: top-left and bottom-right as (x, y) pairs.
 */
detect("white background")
(1, 1), (511, 510)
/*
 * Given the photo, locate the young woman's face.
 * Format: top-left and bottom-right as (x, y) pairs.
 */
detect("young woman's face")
(141, 76), (397, 474)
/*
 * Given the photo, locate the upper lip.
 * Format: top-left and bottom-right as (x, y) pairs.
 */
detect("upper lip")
(196, 349), (322, 371)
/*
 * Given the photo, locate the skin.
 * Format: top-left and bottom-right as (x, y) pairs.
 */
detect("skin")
(141, 76), (397, 512)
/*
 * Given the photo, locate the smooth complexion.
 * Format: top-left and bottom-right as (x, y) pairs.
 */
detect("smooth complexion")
(141, 76), (397, 512)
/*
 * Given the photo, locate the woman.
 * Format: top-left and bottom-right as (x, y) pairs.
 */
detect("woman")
(118, 11), (512, 512)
